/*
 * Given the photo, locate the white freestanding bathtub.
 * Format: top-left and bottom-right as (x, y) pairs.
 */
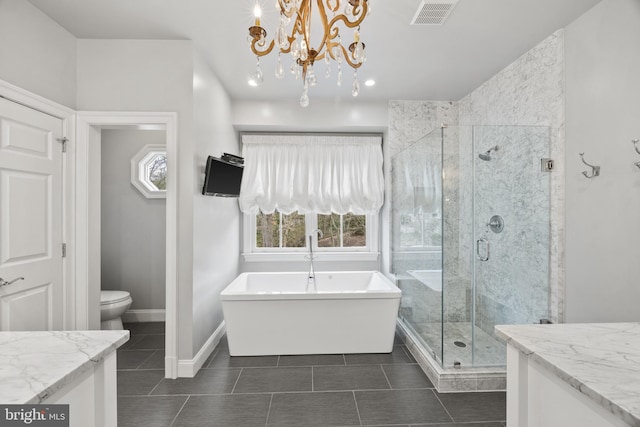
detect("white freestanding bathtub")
(221, 271), (401, 356)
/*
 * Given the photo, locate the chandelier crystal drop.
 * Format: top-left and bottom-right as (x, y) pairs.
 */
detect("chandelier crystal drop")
(275, 53), (285, 79)
(251, 57), (264, 86)
(248, 0), (369, 107)
(352, 69), (359, 97)
(300, 83), (310, 107)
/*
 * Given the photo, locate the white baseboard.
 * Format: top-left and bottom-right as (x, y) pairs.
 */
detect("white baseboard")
(177, 321), (226, 378)
(122, 309), (166, 323)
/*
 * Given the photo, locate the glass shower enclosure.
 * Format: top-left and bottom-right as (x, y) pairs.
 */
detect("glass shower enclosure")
(392, 125), (551, 369)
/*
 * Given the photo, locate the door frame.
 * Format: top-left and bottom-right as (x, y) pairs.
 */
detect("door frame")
(0, 79), (76, 329)
(76, 112), (178, 379)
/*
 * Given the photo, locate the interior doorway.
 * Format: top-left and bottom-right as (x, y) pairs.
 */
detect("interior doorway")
(76, 112), (178, 379)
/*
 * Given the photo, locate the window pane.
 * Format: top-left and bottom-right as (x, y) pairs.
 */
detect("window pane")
(318, 214), (341, 247)
(317, 213), (367, 248)
(147, 154), (167, 190)
(344, 213), (366, 247)
(256, 211), (280, 248)
(282, 212), (306, 247)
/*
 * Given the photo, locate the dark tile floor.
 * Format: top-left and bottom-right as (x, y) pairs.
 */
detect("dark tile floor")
(117, 323), (506, 427)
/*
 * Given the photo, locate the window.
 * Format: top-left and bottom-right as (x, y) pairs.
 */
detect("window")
(256, 211), (306, 248)
(317, 213), (366, 248)
(244, 210), (378, 261)
(131, 144), (167, 199)
(239, 133), (382, 262)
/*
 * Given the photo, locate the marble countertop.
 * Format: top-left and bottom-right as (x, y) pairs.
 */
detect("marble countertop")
(495, 323), (640, 427)
(0, 330), (129, 404)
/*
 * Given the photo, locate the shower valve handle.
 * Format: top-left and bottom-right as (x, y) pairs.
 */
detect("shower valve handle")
(476, 238), (490, 262)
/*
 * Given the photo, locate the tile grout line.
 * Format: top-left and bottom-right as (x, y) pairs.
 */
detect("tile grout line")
(379, 364), (393, 389)
(147, 373), (165, 396)
(135, 349), (158, 369)
(351, 390), (364, 426)
(311, 366), (314, 392)
(399, 345), (414, 362)
(168, 394), (191, 427)
(204, 347), (220, 369)
(133, 387), (436, 398)
(429, 388), (456, 423)
(230, 367), (243, 394)
(264, 393), (274, 427)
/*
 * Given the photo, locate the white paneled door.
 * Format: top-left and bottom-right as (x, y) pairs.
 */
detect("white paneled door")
(0, 97), (64, 330)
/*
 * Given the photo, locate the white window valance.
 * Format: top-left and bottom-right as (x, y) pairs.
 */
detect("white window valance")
(239, 134), (384, 215)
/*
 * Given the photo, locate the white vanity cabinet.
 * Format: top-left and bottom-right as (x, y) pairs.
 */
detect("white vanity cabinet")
(496, 323), (640, 427)
(0, 330), (128, 427)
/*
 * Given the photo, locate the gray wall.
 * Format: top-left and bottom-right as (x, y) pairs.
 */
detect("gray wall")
(191, 50), (241, 355)
(76, 39), (197, 359)
(77, 39), (241, 360)
(0, 0), (76, 108)
(564, 0), (640, 322)
(101, 129), (166, 310)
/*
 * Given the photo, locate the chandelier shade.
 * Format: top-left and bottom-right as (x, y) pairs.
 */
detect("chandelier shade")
(248, 0), (369, 107)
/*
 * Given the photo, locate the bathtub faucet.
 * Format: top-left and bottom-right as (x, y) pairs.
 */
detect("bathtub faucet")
(307, 228), (323, 291)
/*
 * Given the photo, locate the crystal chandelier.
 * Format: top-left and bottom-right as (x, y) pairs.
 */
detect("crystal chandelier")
(248, 0), (369, 107)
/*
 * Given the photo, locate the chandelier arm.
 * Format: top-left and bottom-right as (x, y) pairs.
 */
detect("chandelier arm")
(292, 9), (304, 38)
(300, 0), (312, 54)
(350, 0), (367, 17)
(251, 38), (277, 57)
(334, 43), (362, 69)
(327, 0), (368, 29)
(327, 12), (366, 30)
(279, 35), (295, 54)
(323, 25), (340, 59)
(313, 0), (332, 58)
(325, 39), (338, 60)
(325, 0), (339, 13)
(278, 0), (301, 20)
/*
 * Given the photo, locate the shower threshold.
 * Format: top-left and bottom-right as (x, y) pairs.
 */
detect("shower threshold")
(396, 319), (507, 392)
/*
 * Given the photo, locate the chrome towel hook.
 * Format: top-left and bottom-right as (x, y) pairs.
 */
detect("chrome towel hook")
(632, 139), (640, 170)
(579, 152), (600, 178)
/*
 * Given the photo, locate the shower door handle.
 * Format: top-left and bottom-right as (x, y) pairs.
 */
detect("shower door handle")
(476, 238), (489, 261)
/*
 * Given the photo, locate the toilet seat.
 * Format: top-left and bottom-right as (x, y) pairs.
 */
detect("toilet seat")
(100, 290), (131, 305)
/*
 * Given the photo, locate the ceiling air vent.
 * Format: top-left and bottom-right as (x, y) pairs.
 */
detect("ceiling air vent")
(411, 0), (459, 25)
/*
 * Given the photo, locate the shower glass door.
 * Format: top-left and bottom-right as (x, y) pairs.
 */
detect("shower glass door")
(392, 127), (444, 364)
(394, 125), (552, 370)
(470, 125), (551, 367)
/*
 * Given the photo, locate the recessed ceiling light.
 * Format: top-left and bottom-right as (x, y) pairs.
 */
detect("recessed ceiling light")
(365, 79), (376, 87)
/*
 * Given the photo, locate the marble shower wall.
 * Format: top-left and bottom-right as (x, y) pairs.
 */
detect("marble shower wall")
(388, 101), (458, 159)
(471, 126), (551, 333)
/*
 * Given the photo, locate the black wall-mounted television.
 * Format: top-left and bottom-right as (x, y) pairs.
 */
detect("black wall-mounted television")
(202, 156), (244, 197)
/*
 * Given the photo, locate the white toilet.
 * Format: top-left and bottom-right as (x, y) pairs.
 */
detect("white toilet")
(100, 290), (133, 330)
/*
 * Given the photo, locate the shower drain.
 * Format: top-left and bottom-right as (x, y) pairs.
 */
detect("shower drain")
(453, 341), (467, 348)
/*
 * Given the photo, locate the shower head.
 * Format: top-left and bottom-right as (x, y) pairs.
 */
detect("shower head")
(479, 145), (499, 161)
